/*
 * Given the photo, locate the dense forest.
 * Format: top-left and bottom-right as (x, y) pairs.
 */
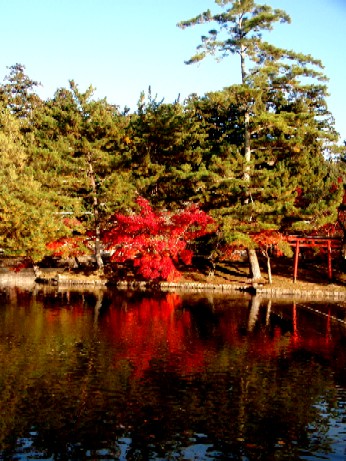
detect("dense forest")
(0, 1), (345, 281)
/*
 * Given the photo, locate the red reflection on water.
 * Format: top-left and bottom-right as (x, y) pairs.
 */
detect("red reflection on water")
(218, 300), (340, 362)
(39, 291), (343, 378)
(292, 303), (299, 345)
(288, 304), (336, 357)
(100, 293), (212, 378)
(100, 294), (345, 378)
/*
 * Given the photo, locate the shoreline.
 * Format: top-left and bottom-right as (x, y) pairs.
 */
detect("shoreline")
(1, 269), (346, 299)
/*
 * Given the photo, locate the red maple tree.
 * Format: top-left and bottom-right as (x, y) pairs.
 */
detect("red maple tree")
(102, 196), (217, 281)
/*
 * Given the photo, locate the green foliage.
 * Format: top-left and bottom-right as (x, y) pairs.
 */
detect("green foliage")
(277, 240), (293, 258)
(35, 82), (135, 214)
(178, 0), (344, 249)
(0, 4), (345, 269)
(178, 0), (291, 69)
(0, 63), (42, 120)
(0, 106), (71, 261)
(123, 90), (209, 209)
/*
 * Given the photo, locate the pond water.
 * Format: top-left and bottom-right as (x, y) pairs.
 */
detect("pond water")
(1, 285), (346, 460)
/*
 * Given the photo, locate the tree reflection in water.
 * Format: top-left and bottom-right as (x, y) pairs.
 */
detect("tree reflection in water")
(0, 285), (345, 460)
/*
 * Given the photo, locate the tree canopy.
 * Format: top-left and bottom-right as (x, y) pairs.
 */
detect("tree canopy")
(0, 1), (345, 277)
(178, 0), (343, 279)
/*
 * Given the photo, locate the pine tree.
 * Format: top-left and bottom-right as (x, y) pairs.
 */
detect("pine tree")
(0, 104), (71, 262)
(124, 91), (209, 209)
(178, 0), (343, 279)
(32, 81), (130, 270)
(0, 63), (42, 120)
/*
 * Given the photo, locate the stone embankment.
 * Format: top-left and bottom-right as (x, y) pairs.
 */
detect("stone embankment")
(114, 280), (346, 298)
(255, 286), (346, 299)
(1, 265), (346, 299)
(0, 268), (36, 285)
(42, 275), (346, 299)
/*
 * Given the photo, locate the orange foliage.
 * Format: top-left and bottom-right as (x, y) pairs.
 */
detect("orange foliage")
(46, 235), (90, 258)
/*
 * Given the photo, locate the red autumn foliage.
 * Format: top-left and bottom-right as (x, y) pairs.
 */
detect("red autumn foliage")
(102, 197), (217, 281)
(46, 235), (91, 258)
(219, 244), (245, 261)
(219, 230), (285, 261)
(46, 217), (91, 258)
(251, 230), (284, 250)
(310, 221), (343, 238)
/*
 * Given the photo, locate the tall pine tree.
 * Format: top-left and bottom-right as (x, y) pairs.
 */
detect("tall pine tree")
(178, 0), (343, 279)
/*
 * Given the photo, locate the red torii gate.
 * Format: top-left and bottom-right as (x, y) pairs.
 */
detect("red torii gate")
(287, 236), (343, 283)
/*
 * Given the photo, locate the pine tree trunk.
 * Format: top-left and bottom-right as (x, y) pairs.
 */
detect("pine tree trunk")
(247, 249), (261, 281)
(88, 155), (104, 271)
(243, 110), (251, 181)
(266, 254), (272, 284)
(240, 40), (262, 281)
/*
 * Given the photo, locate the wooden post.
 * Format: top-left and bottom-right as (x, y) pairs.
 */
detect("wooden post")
(293, 240), (300, 283)
(327, 240), (332, 281)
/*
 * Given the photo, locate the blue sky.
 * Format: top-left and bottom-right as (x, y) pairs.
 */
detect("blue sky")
(1, 0), (345, 141)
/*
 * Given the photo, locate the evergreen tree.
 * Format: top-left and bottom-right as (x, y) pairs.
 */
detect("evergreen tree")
(32, 81), (130, 269)
(124, 91), (209, 209)
(0, 63), (42, 120)
(178, 0), (343, 279)
(0, 104), (71, 262)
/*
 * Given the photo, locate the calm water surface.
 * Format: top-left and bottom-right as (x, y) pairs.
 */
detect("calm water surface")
(1, 285), (346, 460)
